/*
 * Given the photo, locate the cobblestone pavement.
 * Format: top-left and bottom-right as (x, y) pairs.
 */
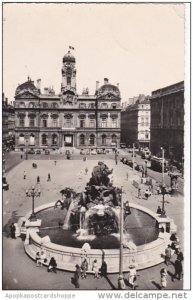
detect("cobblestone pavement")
(2, 157), (186, 290)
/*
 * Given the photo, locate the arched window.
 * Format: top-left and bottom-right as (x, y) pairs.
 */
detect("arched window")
(89, 118), (95, 128)
(42, 102), (48, 108)
(29, 134), (35, 146)
(52, 103), (58, 108)
(20, 102), (25, 108)
(52, 115), (58, 127)
(52, 134), (58, 145)
(101, 117), (107, 128)
(111, 117), (117, 128)
(79, 134), (85, 146)
(111, 103), (117, 109)
(79, 103), (86, 109)
(29, 102), (35, 108)
(41, 134), (47, 145)
(112, 134), (117, 144)
(89, 134), (95, 146)
(101, 103), (108, 109)
(102, 134), (107, 146)
(29, 116), (35, 127)
(19, 116), (25, 127)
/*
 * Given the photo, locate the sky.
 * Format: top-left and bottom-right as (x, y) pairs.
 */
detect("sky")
(3, 3), (185, 103)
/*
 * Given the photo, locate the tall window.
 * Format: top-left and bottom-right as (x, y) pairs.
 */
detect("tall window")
(80, 119), (85, 128)
(101, 117), (107, 128)
(112, 117), (117, 128)
(67, 77), (71, 85)
(112, 134), (117, 144)
(42, 134), (47, 145)
(79, 103), (86, 109)
(89, 118), (95, 128)
(29, 117), (35, 127)
(52, 118), (58, 127)
(102, 134), (107, 146)
(19, 134), (25, 145)
(52, 103), (58, 108)
(42, 119), (47, 127)
(29, 102), (35, 108)
(89, 134), (95, 146)
(101, 103), (108, 109)
(89, 103), (95, 109)
(19, 117), (25, 127)
(79, 134), (85, 146)
(42, 102), (48, 108)
(52, 134), (58, 145)
(29, 134), (35, 146)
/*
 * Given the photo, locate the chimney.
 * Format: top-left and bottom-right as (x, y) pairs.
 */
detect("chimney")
(117, 83), (119, 88)
(37, 79), (41, 93)
(96, 81), (99, 91)
(104, 78), (109, 85)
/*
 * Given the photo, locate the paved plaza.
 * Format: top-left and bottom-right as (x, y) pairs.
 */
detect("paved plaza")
(3, 155), (185, 290)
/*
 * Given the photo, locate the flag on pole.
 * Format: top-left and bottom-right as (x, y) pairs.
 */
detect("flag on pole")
(69, 46), (75, 50)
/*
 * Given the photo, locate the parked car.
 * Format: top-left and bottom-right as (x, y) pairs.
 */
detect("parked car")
(91, 149), (97, 155)
(28, 149), (35, 154)
(120, 143), (126, 149)
(3, 177), (9, 191)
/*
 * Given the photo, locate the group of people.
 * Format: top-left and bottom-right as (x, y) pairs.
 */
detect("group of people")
(73, 258), (108, 288)
(36, 251), (57, 273)
(161, 233), (184, 289)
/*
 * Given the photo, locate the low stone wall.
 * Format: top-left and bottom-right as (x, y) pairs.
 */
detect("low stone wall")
(24, 202), (174, 273)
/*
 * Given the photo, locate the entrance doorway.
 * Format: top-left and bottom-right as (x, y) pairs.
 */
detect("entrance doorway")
(64, 134), (73, 147)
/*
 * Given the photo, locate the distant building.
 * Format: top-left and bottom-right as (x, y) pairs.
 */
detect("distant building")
(121, 96), (150, 149)
(14, 50), (121, 150)
(2, 94), (15, 149)
(150, 81), (184, 162)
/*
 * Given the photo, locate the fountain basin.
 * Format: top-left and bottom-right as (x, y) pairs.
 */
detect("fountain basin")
(23, 202), (176, 273)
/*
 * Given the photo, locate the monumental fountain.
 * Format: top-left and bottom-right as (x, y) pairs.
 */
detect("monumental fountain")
(22, 161), (177, 273)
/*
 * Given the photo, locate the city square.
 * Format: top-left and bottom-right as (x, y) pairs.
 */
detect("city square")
(2, 2), (190, 294)
(3, 150), (185, 290)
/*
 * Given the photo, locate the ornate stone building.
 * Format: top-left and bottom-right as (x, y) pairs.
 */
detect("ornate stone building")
(150, 81), (184, 161)
(121, 96), (151, 149)
(14, 50), (121, 150)
(2, 93), (15, 150)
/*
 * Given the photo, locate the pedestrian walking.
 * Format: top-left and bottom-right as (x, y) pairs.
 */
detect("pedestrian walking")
(144, 189), (151, 200)
(92, 259), (99, 278)
(36, 252), (41, 267)
(124, 201), (131, 218)
(173, 259), (183, 281)
(156, 206), (162, 214)
(21, 154), (23, 159)
(81, 258), (88, 279)
(54, 160), (57, 166)
(23, 171), (26, 180)
(73, 264), (81, 288)
(10, 223), (16, 239)
(160, 268), (168, 289)
(126, 172), (129, 181)
(85, 167), (88, 175)
(177, 248), (184, 262)
(165, 245), (172, 266)
(138, 187), (141, 199)
(47, 173), (51, 182)
(47, 257), (57, 273)
(128, 265), (137, 289)
(100, 260), (107, 278)
(37, 176), (40, 184)
(40, 251), (47, 267)
(118, 275), (125, 290)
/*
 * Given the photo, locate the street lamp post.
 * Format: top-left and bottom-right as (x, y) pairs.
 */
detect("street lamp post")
(25, 139), (29, 160)
(132, 143), (135, 171)
(26, 186), (41, 221)
(118, 187), (124, 284)
(144, 160), (148, 178)
(160, 147), (167, 218)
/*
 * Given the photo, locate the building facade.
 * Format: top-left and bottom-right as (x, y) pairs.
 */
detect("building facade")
(2, 94), (15, 150)
(14, 51), (121, 150)
(150, 81), (184, 161)
(121, 96), (150, 149)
